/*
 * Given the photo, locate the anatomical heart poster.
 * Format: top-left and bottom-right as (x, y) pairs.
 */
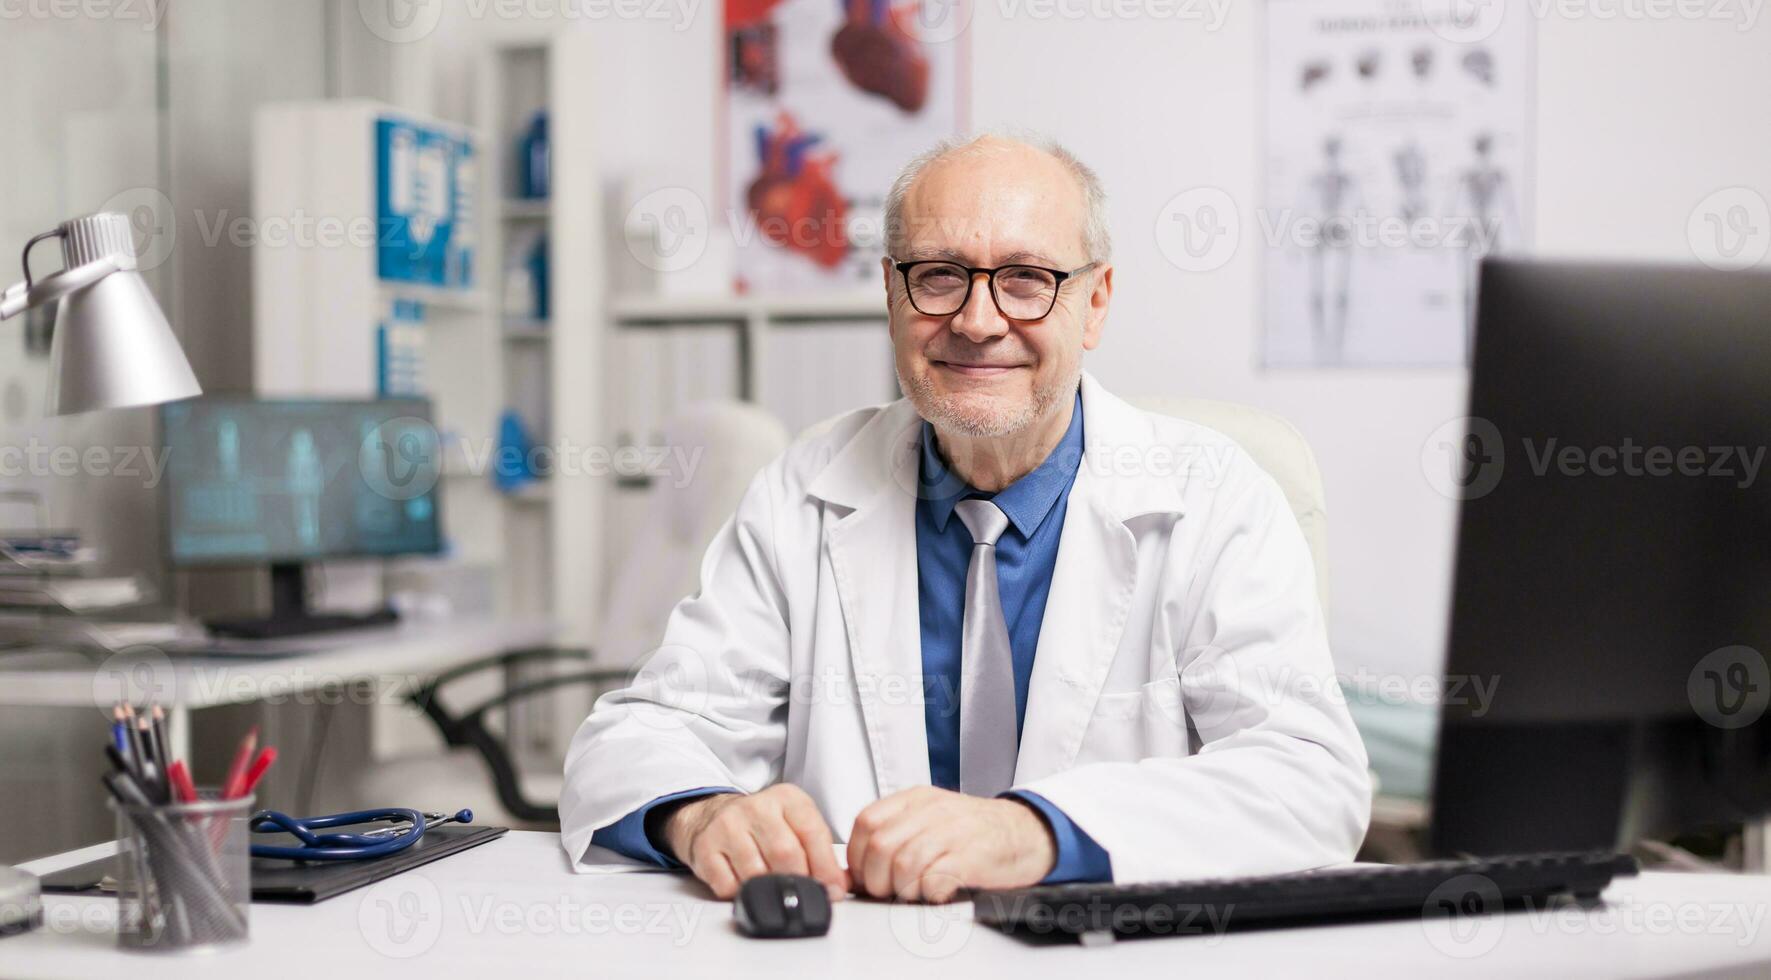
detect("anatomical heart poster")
(1262, 0), (1533, 367)
(724, 0), (967, 292)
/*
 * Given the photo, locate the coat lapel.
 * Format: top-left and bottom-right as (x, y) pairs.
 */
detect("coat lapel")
(1017, 373), (1186, 782)
(809, 401), (932, 796)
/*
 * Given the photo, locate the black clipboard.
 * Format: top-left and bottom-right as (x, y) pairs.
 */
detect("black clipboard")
(41, 824), (507, 904)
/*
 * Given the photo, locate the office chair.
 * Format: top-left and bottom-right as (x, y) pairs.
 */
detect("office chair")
(363, 401), (791, 827)
(1126, 396), (1430, 859)
(1127, 396), (1330, 621)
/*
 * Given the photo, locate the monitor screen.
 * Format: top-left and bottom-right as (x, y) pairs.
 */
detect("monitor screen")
(161, 398), (443, 566)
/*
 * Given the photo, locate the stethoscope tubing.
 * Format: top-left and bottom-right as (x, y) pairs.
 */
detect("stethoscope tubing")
(248, 807), (472, 861)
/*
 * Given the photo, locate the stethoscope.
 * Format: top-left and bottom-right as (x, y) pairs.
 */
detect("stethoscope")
(249, 807), (473, 861)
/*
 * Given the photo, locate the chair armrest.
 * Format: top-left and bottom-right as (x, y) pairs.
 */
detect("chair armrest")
(423, 646), (593, 695)
(454, 669), (633, 728)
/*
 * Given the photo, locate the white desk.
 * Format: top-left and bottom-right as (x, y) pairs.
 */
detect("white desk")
(10, 832), (1771, 979)
(0, 615), (557, 758)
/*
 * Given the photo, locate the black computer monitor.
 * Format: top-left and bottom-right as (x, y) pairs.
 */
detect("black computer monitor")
(160, 397), (443, 637)
(1430, 258), (1771, 856)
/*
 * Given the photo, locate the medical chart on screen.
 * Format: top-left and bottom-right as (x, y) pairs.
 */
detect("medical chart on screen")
(723, 0), (967, 292)
(1262, 1), (1533, 367)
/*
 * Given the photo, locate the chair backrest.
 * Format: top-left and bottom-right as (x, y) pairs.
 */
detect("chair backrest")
(599, 401), (790, 668)
(1129, 396), (1330, 622)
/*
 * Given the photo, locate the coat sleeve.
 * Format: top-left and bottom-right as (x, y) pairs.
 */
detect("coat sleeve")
(558, 463), (793, 868)
(1013, 460), (1372, 884)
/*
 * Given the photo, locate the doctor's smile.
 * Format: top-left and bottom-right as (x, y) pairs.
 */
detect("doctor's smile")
(564, 132), (1371, 906)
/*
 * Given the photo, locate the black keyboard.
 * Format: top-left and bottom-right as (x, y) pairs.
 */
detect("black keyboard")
(973, 852), (1638, 944)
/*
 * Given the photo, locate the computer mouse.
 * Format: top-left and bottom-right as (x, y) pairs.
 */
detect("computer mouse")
(734, 874), (832, 939)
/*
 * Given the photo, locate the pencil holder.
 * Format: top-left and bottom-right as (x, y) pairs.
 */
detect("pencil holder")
(110, 792), (253, 952)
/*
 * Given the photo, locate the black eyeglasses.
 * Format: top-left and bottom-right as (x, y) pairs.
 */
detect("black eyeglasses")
(893, 259), (1097, 322)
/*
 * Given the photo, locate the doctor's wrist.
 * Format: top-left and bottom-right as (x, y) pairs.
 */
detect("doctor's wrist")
(654, 792), (738, 861)
(999, 797), (1059, 883)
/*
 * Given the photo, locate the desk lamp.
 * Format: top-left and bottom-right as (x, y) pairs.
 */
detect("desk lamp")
(0, 211), (201, 415)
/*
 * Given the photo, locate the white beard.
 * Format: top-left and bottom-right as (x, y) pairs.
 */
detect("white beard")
(899, 361), (1080, 439)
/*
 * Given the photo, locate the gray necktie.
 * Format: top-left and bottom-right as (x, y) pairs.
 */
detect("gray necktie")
(953, 499), (1019, 797)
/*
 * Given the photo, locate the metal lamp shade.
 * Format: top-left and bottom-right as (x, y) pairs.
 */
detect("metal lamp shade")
(45, 267), (201, 416)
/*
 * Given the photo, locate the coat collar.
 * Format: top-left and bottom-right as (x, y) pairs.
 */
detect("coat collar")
(807, 371), (1188, 524)
(811, 371), (1187, 794)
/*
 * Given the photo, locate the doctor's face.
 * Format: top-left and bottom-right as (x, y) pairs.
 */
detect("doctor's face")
(885, 140), (1109, 439)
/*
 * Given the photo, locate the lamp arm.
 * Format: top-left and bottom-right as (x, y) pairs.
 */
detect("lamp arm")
(0, 257), (122, 322)
(0, 282), (26, 321)
(2, 229), (64, 321)
(20, 229), (60, 290)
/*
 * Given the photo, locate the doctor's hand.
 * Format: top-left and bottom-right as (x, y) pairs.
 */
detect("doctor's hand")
(847, 786), (1056, 903)
(659, 784), (850, 902)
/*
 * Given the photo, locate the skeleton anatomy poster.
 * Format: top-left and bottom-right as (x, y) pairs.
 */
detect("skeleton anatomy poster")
(1262, 1), (1533, 367)
(724, 0), (967, 293)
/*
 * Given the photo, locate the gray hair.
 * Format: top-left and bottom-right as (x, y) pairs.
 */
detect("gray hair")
(882, 131), (1112, 265)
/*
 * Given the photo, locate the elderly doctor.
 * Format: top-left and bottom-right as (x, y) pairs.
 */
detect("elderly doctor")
(561, 134), (1370, 904)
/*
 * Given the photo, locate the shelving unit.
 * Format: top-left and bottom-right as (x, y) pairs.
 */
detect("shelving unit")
(608, 291), (889, 406)
(471, 37), (606, 650)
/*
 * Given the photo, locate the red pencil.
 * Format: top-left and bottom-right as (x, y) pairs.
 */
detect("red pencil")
(238, 747), (277, 798)
(167, 760), (199, 804)
(221, 726), (259, 799)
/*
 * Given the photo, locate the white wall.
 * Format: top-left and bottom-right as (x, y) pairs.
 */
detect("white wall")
(420, 6), (1770, 686)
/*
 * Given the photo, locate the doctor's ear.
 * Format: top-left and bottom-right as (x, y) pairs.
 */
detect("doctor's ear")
(1081, 263), (1113, 351)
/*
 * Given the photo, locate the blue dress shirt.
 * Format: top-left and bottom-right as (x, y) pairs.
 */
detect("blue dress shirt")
(592, 390), (1111, 883)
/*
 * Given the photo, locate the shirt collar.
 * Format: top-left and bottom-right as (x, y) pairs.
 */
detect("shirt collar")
(919, 389), (1085, 539)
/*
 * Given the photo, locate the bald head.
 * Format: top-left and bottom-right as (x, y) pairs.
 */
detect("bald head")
(883, 133), (1111, 265)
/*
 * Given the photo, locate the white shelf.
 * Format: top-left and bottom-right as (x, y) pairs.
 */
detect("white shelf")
(379, 282), (490, 312)
(503, 482), (552, 504)
(610, 291), (886, 324)
(502, 319), (551, 342)
(503, 198), (550, 220)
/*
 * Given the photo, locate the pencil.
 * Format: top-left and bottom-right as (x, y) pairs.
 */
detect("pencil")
(221, 726), (259, 800)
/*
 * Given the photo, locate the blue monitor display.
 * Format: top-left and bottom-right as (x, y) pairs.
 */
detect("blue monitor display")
(161, 398), (442, 566)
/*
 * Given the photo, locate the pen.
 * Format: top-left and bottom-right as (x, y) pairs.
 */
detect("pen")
(105, 743), (137, 783)
(137, 715), (165, 804)
(150, 704), (171, 775)
(111, 704), (129, 756)
(238, 747), (277, 798)
(102, 769), (154, 808)
(121, 703), (146, 783)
